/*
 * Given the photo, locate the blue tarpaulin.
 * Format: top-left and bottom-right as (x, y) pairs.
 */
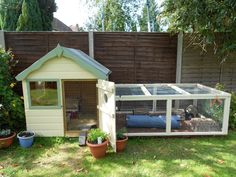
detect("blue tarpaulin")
(126, 115), (181, 129)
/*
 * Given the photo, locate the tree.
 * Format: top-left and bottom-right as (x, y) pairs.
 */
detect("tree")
(86, 0), (139, 32)
(139, 0), (160, 32)
(97, 0), (127, 31)
(16, 0), (43, 31)
(161, 0), (236, 62)
(0, 0), (22, 31)
(37, 0), (57, 31)
(0, 0), (56, 31)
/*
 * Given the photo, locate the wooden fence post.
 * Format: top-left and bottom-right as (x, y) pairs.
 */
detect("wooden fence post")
(175, 32), (183, 109)
(88, 31), (94, 58)
(0, 30), (5, 49)
(176, 32), (183, 83)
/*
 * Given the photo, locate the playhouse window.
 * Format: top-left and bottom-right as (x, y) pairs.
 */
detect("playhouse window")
(29, 81), (59, 107)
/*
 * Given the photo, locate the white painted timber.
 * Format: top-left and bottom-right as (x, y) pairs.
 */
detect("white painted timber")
(22, 80), (29, 109)
(168, 84), (190, 95)
(97, 79), (116, 152)
(166, 99), (172, 134)
(127, 131), (227, 136)
(222, 97), (231, 134)
(140, 84), (151, 96)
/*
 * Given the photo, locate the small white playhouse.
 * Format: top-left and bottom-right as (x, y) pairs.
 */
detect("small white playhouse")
(16, 44), (117, 149)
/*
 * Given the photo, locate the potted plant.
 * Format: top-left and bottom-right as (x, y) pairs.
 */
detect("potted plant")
(116, 128), (128, 152)
(0, 104), (17, 149)
(17, 131), (35, 148)
(0, 128), (16, 149)
(86, 128), (108, 159)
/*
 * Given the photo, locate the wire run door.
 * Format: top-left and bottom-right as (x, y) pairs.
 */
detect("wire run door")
(97, 79), (116, 152)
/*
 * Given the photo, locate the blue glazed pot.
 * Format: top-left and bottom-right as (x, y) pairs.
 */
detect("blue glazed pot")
(17, 131), (35, 148)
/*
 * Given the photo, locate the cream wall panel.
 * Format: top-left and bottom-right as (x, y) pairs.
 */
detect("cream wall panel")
(29, 72), (96, 79)
(26, 117), (63, 124)
(25, 109), (63, 116)
(34, 130), (64, 137)
(28, 57), (96, 79)
(27, 123), (63, 130)
(25, 109), (64, 136)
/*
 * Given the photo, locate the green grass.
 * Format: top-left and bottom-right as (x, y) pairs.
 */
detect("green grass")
(1, 131), (236, 177)
(30, 89), (58, 106)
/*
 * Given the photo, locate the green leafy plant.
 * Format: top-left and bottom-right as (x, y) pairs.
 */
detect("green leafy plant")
(0, 129), (11, 138)
(161, 0), (236, 64)
(87, 128), (108, 144)
(0, 48), (25, 132)
(206, 99), (224, 123)
(215, 83), (225, 91)
(116, 127), (127, 140)
(215, 83), (236, 129)
(229, 92), (236, 129)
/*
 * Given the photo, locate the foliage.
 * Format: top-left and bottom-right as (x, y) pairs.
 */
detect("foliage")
(205, 98), (224, 123)
(0, 0), (22, 31)
(37, 0), (57, 31)
(0, 0), (56, 31)
(138, 0), (160, 32)
(86, 0), (161, 32)
(116, 127), (127, 140)
(87, 128), (108, 144)
(215, 83), (236, 129)
(92, 0), (133, 31)
(229, 92), (236, 129)
(16, 0), (43, 31)
(0, 48), (25, 131)
(86, 0), (142, 31)
(161, 0), (236, 62)
(215, 83), (225, 91)
(0, 129), (11, 138)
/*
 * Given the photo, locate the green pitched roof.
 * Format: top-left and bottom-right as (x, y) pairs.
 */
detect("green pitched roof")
(16, 44), (111, 81)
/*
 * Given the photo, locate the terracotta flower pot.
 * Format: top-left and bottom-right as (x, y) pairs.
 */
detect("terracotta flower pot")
(86, 140), (108, 159)
(116, 136), (128, 152)
(0, 132), (16, 149)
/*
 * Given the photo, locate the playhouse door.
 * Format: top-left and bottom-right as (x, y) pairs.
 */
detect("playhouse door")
(97, 79), (116, 152)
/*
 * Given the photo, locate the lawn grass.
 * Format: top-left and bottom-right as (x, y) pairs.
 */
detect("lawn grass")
(30, 89), (58, 106)
(1, 131), (236, 177)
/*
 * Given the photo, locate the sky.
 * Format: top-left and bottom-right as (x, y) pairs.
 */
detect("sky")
(54, 0), (97, 27)
(54, 0), (164, 28)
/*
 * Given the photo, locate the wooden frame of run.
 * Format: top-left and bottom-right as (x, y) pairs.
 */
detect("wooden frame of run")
(115, 83), (231, 136)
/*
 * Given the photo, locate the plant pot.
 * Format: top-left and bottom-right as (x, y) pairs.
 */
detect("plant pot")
(116, 136), (128, 152)
(0, 132), (16, 149)
(17, 131), (35, 148)
(86, 140), (108, 159)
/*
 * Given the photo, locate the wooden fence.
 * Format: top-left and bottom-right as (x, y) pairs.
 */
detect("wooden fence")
(94, 33), (177, 83)
(1, 31), (236, 94)
(3, 32), (177, 95)
(181, 35), (236, 91)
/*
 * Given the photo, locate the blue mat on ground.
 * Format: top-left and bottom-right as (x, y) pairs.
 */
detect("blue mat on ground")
(126, 115), (181, 129)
